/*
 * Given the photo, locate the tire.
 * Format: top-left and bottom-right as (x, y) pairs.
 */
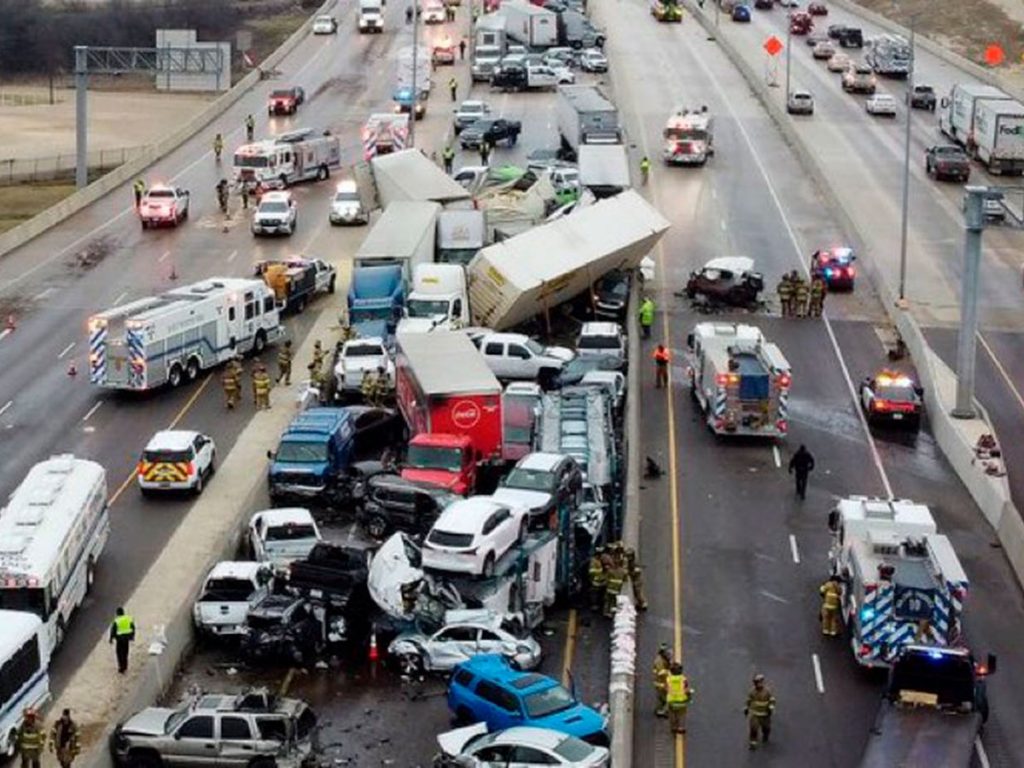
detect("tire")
(185, 357), (200, 382)
(279, 174), (289, 189)
(398, 652), (425, 677)
(296, 295), (307, 314)
(127, 751), (163, 768)
(3, 730), (16, 759)
(317, 165), (329, 181)
(253, 330), (267, 354)
(86, 558), (96, 591)
(194, 470), (204, 496)
(141, 220), (148, 230)
(328, 276), (336, 294)
(367, 515), (389, 539)
(481, 553), (496, 578)
(54, 615), (66, 647)
(167, 364), (184, 388)
(248, 758), (275, 768)
(454, 707), (474, 726)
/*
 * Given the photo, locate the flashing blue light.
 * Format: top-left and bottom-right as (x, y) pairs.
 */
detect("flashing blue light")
(860, 607), (875, 621)
(824, 267), (834, 277)
(928, 649), (944, 660)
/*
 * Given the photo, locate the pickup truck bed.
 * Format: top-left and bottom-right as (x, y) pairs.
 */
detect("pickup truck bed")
(858, 704), (981, 768)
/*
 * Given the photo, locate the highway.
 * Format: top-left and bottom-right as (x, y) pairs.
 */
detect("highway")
(588, 2), (1024, 765)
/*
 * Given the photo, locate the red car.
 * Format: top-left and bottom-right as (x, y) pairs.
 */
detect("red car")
(808, 2), (827, 15)
(789, 11), (813, 34)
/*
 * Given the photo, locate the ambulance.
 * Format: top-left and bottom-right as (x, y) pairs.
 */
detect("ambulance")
(663, 108), (714, 166)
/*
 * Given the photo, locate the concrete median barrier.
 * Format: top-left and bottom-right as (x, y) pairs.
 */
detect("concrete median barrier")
(683, 0), (1024, 595)
(0, 0), (337, 262)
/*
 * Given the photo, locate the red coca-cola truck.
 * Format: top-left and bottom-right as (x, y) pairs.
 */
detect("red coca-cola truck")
(396, 331), (503, 494)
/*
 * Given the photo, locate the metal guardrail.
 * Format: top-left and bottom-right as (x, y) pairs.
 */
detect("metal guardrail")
(0, 146), (148, 186)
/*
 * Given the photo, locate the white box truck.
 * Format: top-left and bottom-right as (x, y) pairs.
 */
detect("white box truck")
(359, 0), (384, 32)
(354, 201), (440, 281)
(939, 83), (1011, 148)
(397, 263), (471, 333)
(556, 85), (621, 160)
(973, 98), (1024, 175)
(502, 1), (558, 47)
(438, 209), (486, 264)
(578, 144), (631, 198)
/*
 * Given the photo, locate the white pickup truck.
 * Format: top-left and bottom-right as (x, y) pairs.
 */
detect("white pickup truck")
(478, 332), (574, 384)
(192, 561), (273, 638)
(333, 337), (396, 397)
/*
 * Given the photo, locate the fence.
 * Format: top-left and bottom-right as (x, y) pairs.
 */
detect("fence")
(0, 146), (148, 186)
(0, 90), (64, 107)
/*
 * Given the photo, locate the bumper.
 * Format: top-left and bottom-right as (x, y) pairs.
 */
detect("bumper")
(269, 482), (326, 498)
(330, 212), (367, 225)
(138, 478), (196, 492)
(140, 214), (178, 226)
(197, 622), (247, 637)
(269, 104), (296, 114)
(252, 222), (293, 235)
(867, 410), (920, 427)
(664, 152), (708, 165)
(421, 549), (483, 575)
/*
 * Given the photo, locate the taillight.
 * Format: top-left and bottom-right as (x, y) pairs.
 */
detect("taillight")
(187, 461), (196, 476)
(872, 400), (889, 412)
(137, 461), (145, 475)
(777, 373), (791, 388)
(715, 373), (740, 386)
(859, 644), (872, 657)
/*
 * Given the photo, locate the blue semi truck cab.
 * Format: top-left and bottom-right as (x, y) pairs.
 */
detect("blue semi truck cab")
(268, 408), (356, 502)
(347, 264), (405, 339)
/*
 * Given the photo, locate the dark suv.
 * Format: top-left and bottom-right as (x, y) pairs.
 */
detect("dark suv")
(358, 474), (458, 539)
(241, 594), (326, 666)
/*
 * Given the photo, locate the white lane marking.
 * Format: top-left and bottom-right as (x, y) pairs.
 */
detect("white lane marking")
(689, 47), (894, 499)
(975, 737), (991, 768)
(0, 400), (12, 418)
(113, 290), (129, 305)
(789, 534), (800, 564)
(33, 287), (55, 300)
(158, 251), (171, 262)
(711, 187), (717, 200)
(0, 328), (11, 342)
(978, 332), (1024, 414)
(811, 653), (825, 694)
(719, 219), (726, 231)
(227, 249), (238, 262)
(772, 444), (781, 468)
(760, 590), (788, 604)
(58, 341), (76, 359)
(81, 402), (102, 422)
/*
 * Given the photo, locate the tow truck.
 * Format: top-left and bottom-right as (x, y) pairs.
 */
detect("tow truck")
(138, 184), (190, 229)
(811, 246), (856, 290)
(651, 0), (682, 22)
(859, 370), (923, 429)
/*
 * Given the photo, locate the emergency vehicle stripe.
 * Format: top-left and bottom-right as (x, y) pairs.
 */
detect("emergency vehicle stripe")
(777, 387), (789, 424)
(140, 462), (189, 482)
(713, 387), (727, 417)
(127, 329), (146, 388)
(363, 128), (378, 160)
(89, 326), (107, 383)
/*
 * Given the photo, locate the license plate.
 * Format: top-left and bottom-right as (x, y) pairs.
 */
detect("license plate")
(160, 482), (171, 487)
(892, 413), (903, 420)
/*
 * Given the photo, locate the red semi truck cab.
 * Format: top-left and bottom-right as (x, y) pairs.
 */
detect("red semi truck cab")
(396, 331), (503, 494)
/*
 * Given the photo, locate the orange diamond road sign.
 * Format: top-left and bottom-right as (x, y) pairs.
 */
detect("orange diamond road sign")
(764, 36), (783, 56)
(984, 44), (1005, 66)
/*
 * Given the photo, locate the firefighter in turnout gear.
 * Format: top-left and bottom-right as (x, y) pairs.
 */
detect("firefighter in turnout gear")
(808, 274), (827, 317)
(588, 546), (606, 611)
(221, 364), (241, 409)
(216, 179), (230, 214)
(603, 553), (626, 617)
(665, 662), (693, 734)
(312, 339), (326, 370)
(777, 273), (794, 317)
(277, 339), (293, 385)
(624, 545), (648, 611)
(245, 113), (255, 141)
(361, 367), (388, 407)
(745, 674), (776, 749)
(50, 709), (80, 768)
(793, 273), (809, 318)
(652, 642), (673, 717)
(252, 363), (272, 410)
(17, 709), (44, 768)
(819, 575), (842, 637)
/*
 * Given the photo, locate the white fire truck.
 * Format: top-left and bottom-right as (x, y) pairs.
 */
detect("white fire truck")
(663, 108), (714, 166)
(233, 128), (341, 188)
(362, 113), (411, 160)
(685, 322), (790, 437)
(827, 496), (969, 668)
(88, 278), (284, 391)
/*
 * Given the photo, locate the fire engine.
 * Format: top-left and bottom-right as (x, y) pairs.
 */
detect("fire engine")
(828, 496), (969, 668)
(233, 128), (341, 189)
(362, 113), (411, 160)
(663, 109), (714, 166)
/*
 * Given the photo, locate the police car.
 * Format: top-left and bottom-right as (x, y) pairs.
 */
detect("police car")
(859, 371), (923, 429)
(811, 246), (856, 290)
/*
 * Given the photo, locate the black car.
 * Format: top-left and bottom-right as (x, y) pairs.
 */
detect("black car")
(908, 84), (937, 111)
(754, 0), (772, 8)
(592, 269), (632, 321)
(350, 406), (407, 459)
(287, 543), (369, 608)
(358, 474), (458, 539)
(925, 145), (970, 182)
(685, 259), (764, 308)
(837, 26), (863, 47)
(489, 64), (528, 93)
(241, 594), (325, 665)
(459, 117), (523, 149)
(859, 371), (923, 429)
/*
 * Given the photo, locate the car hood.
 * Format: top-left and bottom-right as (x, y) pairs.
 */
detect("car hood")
(545, 346), (575, 362)
(368, 533), (425, 619)
(535, 703), (607, 738)
(436, 723), (489, 756)
(120, 708), (176, 737)
(269, 461), (329, 479)
(492, 487), (552, 511)
(402, 467), (463, 491)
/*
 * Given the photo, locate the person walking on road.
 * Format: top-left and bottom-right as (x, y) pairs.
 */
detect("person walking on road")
(745, 674), (776, 750)
(640, 155), (651, 185)
(653, 343), (671, 389)
(808, 273), (827, 317)
(213, 132), (224, 162)
(819, 575), (842, 637)
(240, 181), (250, 210)
(652, 642), (672, 717)
(252, 362), (272, 410)
(245, 113), (255, 141)
(277, 339), (293, 385)
(665, 662), (693, 734)
(50, 709), (80, 768)
(479, 139), (491, 166)
(132, 179), (146, 208)
(109, 607), (136, 674)
(442, 144), (455, 174)
(587, 546), (606, 611)
(17, 709), (44, 768)
(776, 273), (794, 317)
(638, 296), (655, 339)
(221, 362), (241, 409)
(788, 444), (815, 500)
(459, 38), (467, 60)
(448, 76), (458, 102)
(624, 545), (648, 611)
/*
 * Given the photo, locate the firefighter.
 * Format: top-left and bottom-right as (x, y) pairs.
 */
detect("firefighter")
(665, 662), (693, 734)
(638, 296), (655, 339)
(776, 272), (794, 317)
(405, 5), (413, 23)
(245, 113), (255, 141)
(624, 545), (648, 611)
(653, 344), (671, 389)
(745, 674), (776, 749)
(652, 642), (672, 717)
(792, 272), (809, 318)
(788, 444), (815, 500)
(808, 274), (827, 317)
(587, 546), (606, 611)
(603, 554), (626, 617)
(459, 38), (467, 60)
(479, 139), (491, 166)
(448, 76), (458, 102)
(252, 363), (272, 410)
(221, 365), (241, 409)
(276, 339), (293, 385)
(108, 607), (135, 674)
(50, 709), (80, 768)
(442, 144), (455, 174)
(240, 181), (250, 210)
(132, 178), (146, 208)
(229, 354), (244, 381)
(17, 709), (44, 768)
(311, 339), (326, 370)
(819, 575), (842, 637)
(216, 179), (229, 214)
(361, 367), (386, 407)
(213, 133), (224, 162)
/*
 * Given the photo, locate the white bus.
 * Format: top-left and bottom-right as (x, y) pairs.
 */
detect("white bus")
(0, 611), (50, 758)
(0, 455), (109, 655)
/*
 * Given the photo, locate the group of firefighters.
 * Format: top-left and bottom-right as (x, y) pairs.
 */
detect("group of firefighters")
(587, 541), (647, 617)
(776, 271), (827, 318)
(15, 708), (80, 768)
(221, 349), (282, 410)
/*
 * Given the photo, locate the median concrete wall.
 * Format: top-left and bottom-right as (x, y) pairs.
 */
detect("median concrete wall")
(683, 1), (1024, 592)
(0, 0), (336, 262)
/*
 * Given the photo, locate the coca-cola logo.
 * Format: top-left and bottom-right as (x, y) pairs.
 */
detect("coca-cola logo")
(451, 400), (481, 429)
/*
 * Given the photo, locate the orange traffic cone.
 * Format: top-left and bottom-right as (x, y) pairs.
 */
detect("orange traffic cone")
(368, 628), (379, 663)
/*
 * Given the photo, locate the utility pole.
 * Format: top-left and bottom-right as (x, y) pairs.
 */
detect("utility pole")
(897, 18), (916, 302)
(74, 46), (89, 189)
(784, 21), (792, 103)
(409, 3), (419, 149)
(952, 187), (985, 419)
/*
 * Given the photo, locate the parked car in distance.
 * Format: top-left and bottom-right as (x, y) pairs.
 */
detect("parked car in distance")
(812, 41), (835, 59)
(908, 84), (937, 110)
(753, 0), (773, 8)
(808, 1), (828, 14)
(787, 90), (815, 115)
(357, 474), (458, 539)
(389, 608), (542, 674)
(826, 52), (851, 72)
(312, 14), (339, 33)
(137, 429), (215, 496)
(805, 33), (829, 48)
(421, 496), (528, 577)
(460, 117), (523, 149)
(579, 48), (608, 72)
(865, 93), (897, 116)
(454, 100), (492, 134)
(436, 724), (611, 768)
(731, 3), (751, 21)
(925, 145), (971, 182)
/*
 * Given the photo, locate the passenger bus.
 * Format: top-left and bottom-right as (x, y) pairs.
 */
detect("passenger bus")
(0, 455), (109, 655)
(0, 611), (50, 758)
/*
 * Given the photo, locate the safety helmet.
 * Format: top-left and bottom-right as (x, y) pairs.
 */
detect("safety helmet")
(658, 642), (671, 654)
(753, 673), (765, 684)
(23, 708), (36, 720)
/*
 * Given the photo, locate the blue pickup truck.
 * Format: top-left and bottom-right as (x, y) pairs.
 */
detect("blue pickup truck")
(347, 264), (405, 339)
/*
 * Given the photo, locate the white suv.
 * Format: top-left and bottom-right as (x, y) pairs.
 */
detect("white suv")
(421, 496), (528, 577)
(252, 190), (298, 236)
(478, 332), (574, 384)
(137, 429), (216, 496)
(576, 322), (626, 369)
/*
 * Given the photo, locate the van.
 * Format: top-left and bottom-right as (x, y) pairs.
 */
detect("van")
(267, 408), (356, 502)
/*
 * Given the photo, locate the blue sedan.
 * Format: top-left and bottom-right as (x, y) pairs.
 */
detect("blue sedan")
(732, 4), (752, 21)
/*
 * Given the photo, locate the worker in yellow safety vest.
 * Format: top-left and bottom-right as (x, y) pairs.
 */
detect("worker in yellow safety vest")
(665, 662), (693, 734)
(108, 607), (136, 674)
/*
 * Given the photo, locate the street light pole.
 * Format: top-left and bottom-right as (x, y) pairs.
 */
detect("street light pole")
(409, 4), (419, 149)
(784, 21), (792, 102)
(952, 186), (985, 419)
(897, 19), (916, 302)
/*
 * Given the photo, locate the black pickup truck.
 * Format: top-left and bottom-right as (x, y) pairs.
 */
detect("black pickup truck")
(459, 117), (523, 149)
(925, 145), (971, 182)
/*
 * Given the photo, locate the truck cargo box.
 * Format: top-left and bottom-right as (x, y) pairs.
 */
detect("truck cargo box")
(362, 149), (470, 209)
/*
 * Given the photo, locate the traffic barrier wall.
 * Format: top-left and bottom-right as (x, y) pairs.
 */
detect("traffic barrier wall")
(683, 1), (1024, 591)
(0, 0), (337, 261)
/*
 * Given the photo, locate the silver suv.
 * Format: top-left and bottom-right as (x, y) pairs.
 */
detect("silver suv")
(111, 689), (318, 768)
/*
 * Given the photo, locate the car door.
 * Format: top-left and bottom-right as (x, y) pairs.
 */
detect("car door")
(193, 435), (213, 474)
(476, 627), (510, 657)
(483, 340), (511, 378)
(249, 515), (266, 560)
(510, 745), (561, 766)
(216, 715), (257, 765)
(486, 508), (514, 558)
(431, 625), (479, 668)
(170, 714), (218, 765)
(505, 342), (533, 379)
(473, 744), (517, 766)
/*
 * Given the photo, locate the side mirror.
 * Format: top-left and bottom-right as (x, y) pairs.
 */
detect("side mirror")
(267, 450), (275, 460)
(827, 508), (840, 532)
(686, 332), (694, 350)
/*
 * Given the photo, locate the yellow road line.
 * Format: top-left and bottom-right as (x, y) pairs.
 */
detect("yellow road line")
(562, 608), (578, 688)
(108, 373), (214, 506)
(278, 666), (296, 696)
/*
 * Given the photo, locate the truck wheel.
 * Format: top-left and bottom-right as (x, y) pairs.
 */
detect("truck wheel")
(328, 276), (336, 294)
(253, 330), (267, 354)
(317, 165), (329, 181)
(185, 357), (200, 382)
(481, 553), (496, 578)
(127, 750), (163, 768)
(168, 364), (184, 388)
(398, 652), (425, 677)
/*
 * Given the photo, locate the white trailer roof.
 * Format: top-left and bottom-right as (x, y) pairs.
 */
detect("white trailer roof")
(836, 496), (937, 539)
(371, 149), (470, 205)
(469, 190), (670, 330)
(0, 610), (42, 658)
(397, 330), (501, 396)
(358, 201), (441, 259)
(92, 278), (264, 324)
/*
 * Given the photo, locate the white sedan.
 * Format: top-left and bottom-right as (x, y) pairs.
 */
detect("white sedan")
(827, 52), (851, 72)
(312, 14), (338, 34)
(438, 725), (610, 768)
(550, 64), (576, 84)
(579, 48), (608, 72)
(421, 497), (528, 577)
(865, 93), (898, 117)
